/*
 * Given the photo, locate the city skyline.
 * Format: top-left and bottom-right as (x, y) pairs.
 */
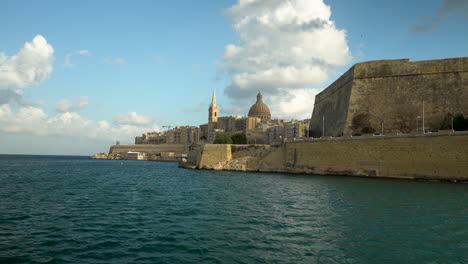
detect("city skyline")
(1, 0), (467, 155)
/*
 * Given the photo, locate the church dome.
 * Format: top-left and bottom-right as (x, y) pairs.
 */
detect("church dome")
(248, 92), (271, 122)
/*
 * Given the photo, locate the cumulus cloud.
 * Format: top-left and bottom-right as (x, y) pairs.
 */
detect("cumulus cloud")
(0, 35), (55, 88)
(220, 0), (351, 119)
(104, 56), (125, 65)
(0, 104), (159, 141)
(0, 89), (41, 107)
(56, 96), (89, 112)
(412, 0), (468, 32)
(116, 112), (157, 126)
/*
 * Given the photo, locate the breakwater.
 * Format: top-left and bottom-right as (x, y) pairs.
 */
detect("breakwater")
(180, 133), (468, 181)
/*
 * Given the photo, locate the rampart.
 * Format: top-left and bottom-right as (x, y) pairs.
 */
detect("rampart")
(310, 57), (468, 137)
(280, 134), (468, 180)
(108, 144), (189, 155)
(183, 134), (468, 181)
(198, 144), (232, 169)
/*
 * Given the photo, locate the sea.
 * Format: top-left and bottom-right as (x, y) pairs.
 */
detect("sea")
(0, 154), (467, 264)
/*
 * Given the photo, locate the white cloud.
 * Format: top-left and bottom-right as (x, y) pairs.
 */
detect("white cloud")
(0, 89), (39, 106)
(0, 104), (159, 141)
(63, 50), (91, 68)
(0, 35), (55, 88)
(220, 0), (351, 119)
(56, 96), (89, 112)
(116, 112), (157, 126)
(268, 88), (321, 119)
(63, 54), (74, 68)
(104, 56), (125, 65)
(78, 50), (90, 55)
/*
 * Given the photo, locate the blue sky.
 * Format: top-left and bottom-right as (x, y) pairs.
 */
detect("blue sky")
(1, 0), (467, 155)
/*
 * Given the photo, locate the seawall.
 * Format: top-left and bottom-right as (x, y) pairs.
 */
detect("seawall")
(182, 134), (468, 181)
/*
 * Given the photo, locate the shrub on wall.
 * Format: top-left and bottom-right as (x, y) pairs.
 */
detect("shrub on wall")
(213, 133), (233, 144)
(214, 132), (247, 144)
(231, 133), (247, 144)
(453, 114), (467, 131)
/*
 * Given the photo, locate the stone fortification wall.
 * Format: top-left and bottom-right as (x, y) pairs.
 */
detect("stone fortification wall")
(109, 144), (189, 155)
(198, 144), (232, 169)
(184, 149), (202, 168)
(281, 134), (468, 180)
(188, 134), (468, 181)
(311, 65), (355, 137)
(310, 57), (468, 137)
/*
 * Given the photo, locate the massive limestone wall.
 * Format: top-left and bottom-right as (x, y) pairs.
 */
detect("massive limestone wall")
(187, 134), (468, 181)
(310, 57), (468, 137)
(281, 134), (468, 181)
(198, 144), (232, 169)
(310, 65), (355, 137)
(108, 144), (189, 155)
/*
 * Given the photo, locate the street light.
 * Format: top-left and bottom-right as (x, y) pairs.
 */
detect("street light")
(381, 119), (384, 135)
(322, 115), (325, 137)
(422, 101), (425, 134)
(417, 116), (420, 133)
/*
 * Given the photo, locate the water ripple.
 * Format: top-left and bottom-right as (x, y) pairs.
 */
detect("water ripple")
(1, 155), (467, 263)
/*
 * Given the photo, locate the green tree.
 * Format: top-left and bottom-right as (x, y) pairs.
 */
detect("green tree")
(361, 127), (375, 134)
(439, 113), (453, 130)
(453, 114), (466, 131)
(231, 133), (247, 144)
(213, 132), (233, 144)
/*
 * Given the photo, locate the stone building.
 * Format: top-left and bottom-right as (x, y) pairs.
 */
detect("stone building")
(309, 57), (468, 137)
(166, 126), (199, 145)
(205, 89), (265, 143)
(269, 120), (309, 143)
(199, 124), (209, 143)
(246, 124), (270, 144)
(135, 132), (166, 144)
(135, 126), (199, 145)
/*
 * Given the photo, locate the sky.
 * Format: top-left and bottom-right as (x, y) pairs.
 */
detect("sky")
(1, 0), (467, 155)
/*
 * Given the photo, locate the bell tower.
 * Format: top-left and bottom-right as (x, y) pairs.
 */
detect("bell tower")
(208, 89), (219, 124)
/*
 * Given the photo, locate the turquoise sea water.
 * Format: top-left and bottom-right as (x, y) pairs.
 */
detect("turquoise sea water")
(0, 155), (467, 264)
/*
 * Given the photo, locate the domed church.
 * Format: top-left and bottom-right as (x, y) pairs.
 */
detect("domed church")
(248, 92), (271, 122)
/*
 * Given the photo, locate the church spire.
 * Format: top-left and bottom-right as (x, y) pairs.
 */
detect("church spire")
(209, 88), (220, 124)
(211, 89), (217, 107)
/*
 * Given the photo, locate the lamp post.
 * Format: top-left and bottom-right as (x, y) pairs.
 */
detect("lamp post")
(417, 116), (420, 133)
(422, 101), (425, 134)
(381, 119), (384, 135)
(322, 115), (325, 137)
